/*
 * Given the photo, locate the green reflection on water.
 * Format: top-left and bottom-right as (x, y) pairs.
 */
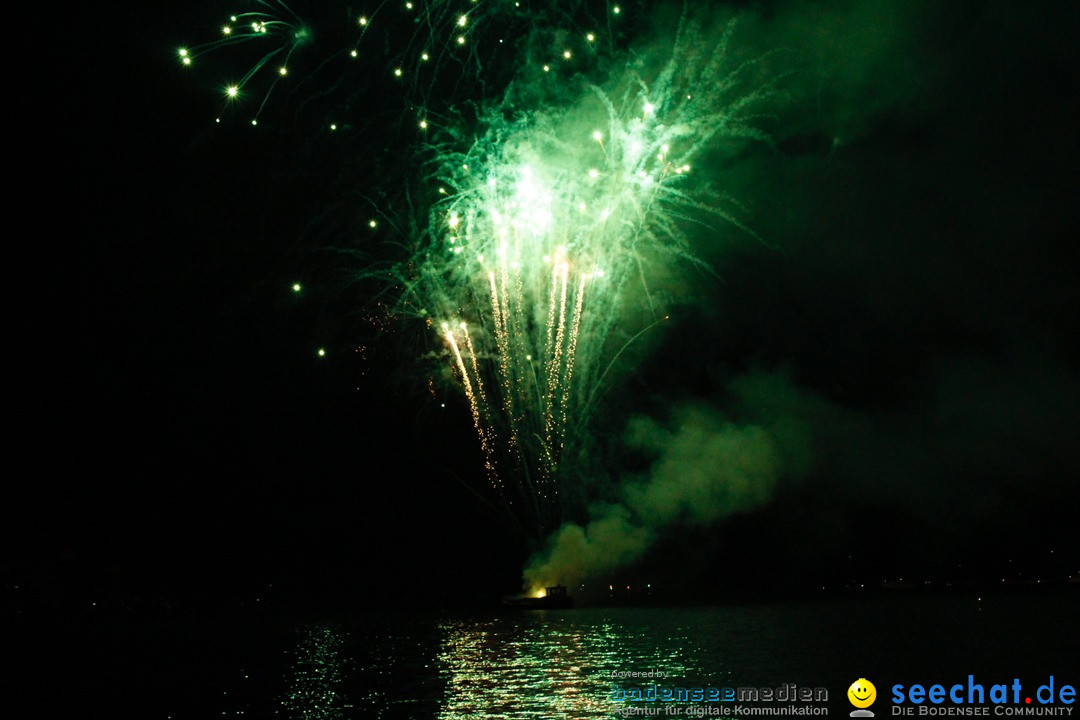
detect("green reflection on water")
(282, 624), (350, 720)
(436, 613), (696, 719)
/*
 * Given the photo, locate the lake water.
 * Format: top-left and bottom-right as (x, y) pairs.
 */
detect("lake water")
(24, 593), (1077, 718)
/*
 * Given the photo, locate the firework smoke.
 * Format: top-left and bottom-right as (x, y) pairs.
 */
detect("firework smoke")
(522, 368), (848, 592)
(524, 390), (791, 592)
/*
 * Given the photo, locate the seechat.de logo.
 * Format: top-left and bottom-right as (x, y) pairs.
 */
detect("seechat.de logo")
(849, 679), (878, 717)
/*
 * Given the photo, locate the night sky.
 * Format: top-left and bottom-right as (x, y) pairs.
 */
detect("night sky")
(9, 0), (1079, 610)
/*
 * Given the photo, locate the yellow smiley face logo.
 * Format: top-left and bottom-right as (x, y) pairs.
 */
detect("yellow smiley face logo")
(848, 679), (877, 708)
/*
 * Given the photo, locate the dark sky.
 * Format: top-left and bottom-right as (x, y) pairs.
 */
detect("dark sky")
(9, 0), (1079, 606)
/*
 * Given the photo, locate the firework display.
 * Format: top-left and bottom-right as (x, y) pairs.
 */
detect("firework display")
(178, 1), (774, 536)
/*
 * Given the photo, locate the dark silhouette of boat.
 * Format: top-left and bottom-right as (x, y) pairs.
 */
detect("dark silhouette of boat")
(502, 584), (574, 609)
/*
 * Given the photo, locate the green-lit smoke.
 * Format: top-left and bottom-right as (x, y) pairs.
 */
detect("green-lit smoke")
(524, 372), (821, 590)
